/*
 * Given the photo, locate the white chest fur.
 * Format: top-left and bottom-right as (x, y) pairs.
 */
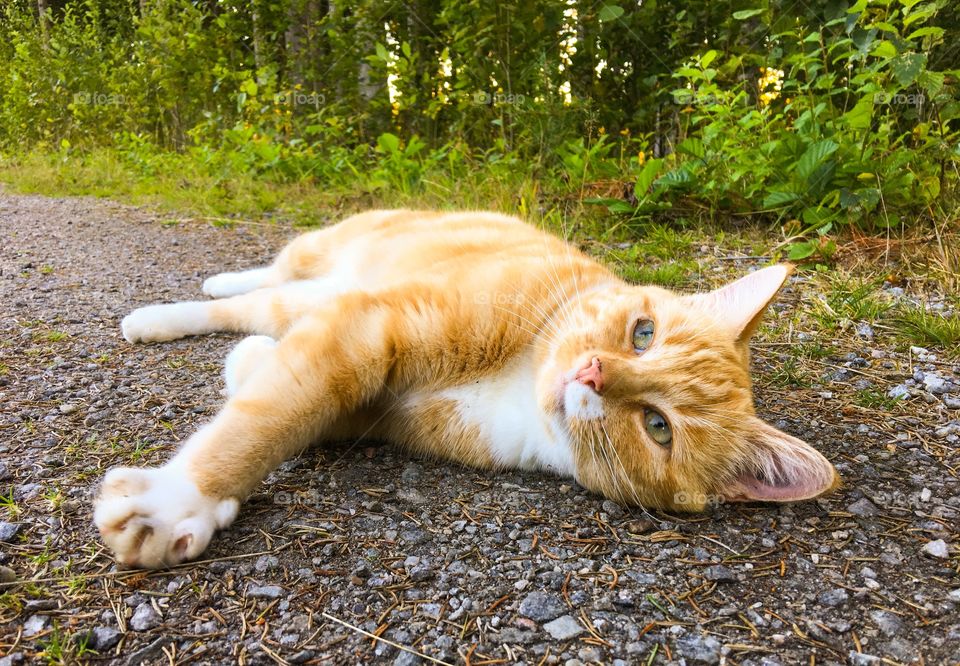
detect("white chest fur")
(434, 354), (575, 477)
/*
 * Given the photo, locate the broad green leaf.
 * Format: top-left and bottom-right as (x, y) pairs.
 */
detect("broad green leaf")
(598, 5), (625, 22)
(891, 52), (927, 86)
(676, 137), (705, 159)
(700, 50), (718, 68)
(842, 95), (874, 129)
(787, 241), (817, 260)
(377, 132), (400, 153)
(918, 70), (945, 97)
(635, 158), (664, 197)
(871, 40), (898, 58)
(847, 0), (868, 13)
(795, 140), (839, 180)
(732, 8), (764, 20)
(907, 26), (944, 41)
(919, 176), (940, 201)
(763, 190), (800, 208)
(903, 7), (936, 28)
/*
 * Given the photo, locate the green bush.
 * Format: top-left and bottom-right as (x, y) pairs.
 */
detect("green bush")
(0, 0), (955, 235)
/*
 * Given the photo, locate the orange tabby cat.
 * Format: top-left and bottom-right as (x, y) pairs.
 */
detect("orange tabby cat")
(95, 210), (839, 568)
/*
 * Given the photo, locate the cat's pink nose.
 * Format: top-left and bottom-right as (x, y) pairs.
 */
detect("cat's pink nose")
(575, 357), (604, 393)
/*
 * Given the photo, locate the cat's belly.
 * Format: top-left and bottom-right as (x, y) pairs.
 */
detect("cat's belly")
(377, 356), (576, 478)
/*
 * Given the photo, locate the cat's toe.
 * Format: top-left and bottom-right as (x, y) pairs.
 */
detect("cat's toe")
(94, 465), (239, 568)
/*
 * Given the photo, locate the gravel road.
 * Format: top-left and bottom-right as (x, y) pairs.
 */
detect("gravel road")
(0, 193), (957, 665)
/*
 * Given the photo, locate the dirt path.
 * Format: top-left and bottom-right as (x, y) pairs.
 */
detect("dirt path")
(0, 193), (957, 665)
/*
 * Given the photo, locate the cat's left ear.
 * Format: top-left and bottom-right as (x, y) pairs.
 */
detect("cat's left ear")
(696, 264), (793, 343)
(724, 418), (840, 503)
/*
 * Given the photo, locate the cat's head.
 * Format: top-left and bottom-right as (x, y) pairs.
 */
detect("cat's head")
(538, 264), (839, 511)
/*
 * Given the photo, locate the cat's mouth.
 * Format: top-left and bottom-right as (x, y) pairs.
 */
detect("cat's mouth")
(553, 372), (605, 421)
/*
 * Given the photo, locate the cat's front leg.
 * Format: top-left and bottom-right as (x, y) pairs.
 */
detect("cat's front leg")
(96, 294), (399, 567)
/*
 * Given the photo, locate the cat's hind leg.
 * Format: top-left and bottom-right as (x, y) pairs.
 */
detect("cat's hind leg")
(122, 277), (349, 343)
(202, 267), (277, 298)
(202, 226), (341, 298)
(224, 335), (277, 396)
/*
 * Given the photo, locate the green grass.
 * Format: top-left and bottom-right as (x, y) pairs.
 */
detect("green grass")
(0, 148), (556, 229)
(892, 305), (960, 350)
(810, 275), (890, 331)
(767, 356), (810, 388)
(0, 486), (19, 519)
(853, 388), (902, 411)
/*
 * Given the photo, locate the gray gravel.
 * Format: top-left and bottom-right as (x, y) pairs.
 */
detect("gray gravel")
(0, 192), (958, 664)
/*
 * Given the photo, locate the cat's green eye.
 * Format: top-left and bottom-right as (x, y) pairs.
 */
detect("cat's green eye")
(632, 318), (655, 352)
(644, 409), (672, 446)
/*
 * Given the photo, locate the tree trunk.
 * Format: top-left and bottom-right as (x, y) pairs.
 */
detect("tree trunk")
(251, 1), (266, 70)
(37, 0), (50, 48)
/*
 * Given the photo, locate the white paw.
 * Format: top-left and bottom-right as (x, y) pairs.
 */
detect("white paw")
(121, 302), (209, 343)
(224, 335), (277, 396)
(94, 465), (239, 568)
(203, 268), (271, 298)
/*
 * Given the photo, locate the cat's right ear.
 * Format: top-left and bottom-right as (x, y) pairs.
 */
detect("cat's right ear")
(695, 264), (793, 344)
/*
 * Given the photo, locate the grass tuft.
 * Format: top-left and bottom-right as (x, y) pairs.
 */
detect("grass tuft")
(892, 305), (960, 350)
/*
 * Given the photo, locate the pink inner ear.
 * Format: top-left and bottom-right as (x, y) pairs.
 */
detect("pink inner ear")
(725, 419), (840, 503)
(729, 468), (832, 502)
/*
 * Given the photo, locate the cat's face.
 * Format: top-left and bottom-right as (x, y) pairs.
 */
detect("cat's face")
(537, 265), (839, 510)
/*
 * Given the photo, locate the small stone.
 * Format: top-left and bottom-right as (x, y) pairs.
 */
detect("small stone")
(518, 591), (567, 622)
(601, 499), (624, 518)
(948, 589), (960, 602)
(59, 403), (79, 414)
(920, 488), (932, 502)
(847, 498), (878, 517)
(543, 614), (584, 640)
(0, 653), (24, 666)
(254, 555), (279, 572)
(0, 522), (20, 543)
(247, 584), (284, 599)
(703, 565), (737, 583)
(817, 588), (849, 607)
(400, 463), (422, 483)
(23, 614), (49, 636)
(625, 519), (654, 534)
(130, 602), (162, 631)
(922, 539), (949, 559)
(945, 396), (960, 409)
(855, 322), (874, 340)
(675, 635), (722, 664)
(87, 626), (122, 651)
(849, 652), (881, 666)
(923, 373), (949, 394)
(0, 566), (16, 584)
(577, 647), (602, 662)
(393, 651), (421, 666)
(869, 610), (902, 637)
(888, 384), (910, 400)
(409, 563), (434, 582)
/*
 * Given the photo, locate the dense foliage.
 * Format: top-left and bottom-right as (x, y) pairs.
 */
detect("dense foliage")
(0, 0), (957, 244)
